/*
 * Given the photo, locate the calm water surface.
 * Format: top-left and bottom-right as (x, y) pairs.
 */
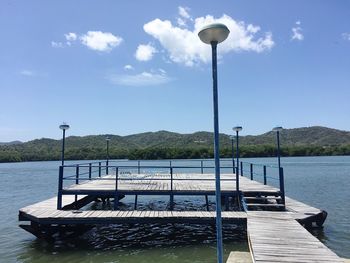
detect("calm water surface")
(0, 156), (349, 262)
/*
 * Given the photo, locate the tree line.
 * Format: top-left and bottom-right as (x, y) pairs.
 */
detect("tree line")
(1, 144), (350, 163)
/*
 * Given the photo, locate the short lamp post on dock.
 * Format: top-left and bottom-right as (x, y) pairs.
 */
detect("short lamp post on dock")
(230, 135), (235, 173)
(198, 23), (230, 263)
(272, 126), (283, 170)
(59, 123), (70, 166)
(106, 137), (111, 175)
(233, 126), (242, 193)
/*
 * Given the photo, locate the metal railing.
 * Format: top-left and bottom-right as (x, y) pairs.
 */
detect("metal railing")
(240, 161), (285, 205)
(57, 159), (285, 209)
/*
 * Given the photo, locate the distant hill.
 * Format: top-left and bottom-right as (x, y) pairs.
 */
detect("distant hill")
(0, 141), (22, 146)
(1, 126), (350, 162)
(240, 126), (350, 146)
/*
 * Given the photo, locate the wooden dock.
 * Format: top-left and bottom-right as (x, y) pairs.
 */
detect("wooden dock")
(247, 211), (343, 262)
(18, 161), (343, 262)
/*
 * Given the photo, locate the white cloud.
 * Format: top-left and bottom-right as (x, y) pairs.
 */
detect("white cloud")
(108, 70), (172, 87)
(291, 21), (304, 41)
(177, 17), (186, 27)
(158, 68), (166, 74)
(135, 44), (157, 61)
(342, 33), (350, 41)
(124, 64), (134, 70)
(20, 70), (35, 76)
(143, 14), (274, 67)
(179, 6), (191, 19)
(51, 41), (64, 48)
(80, 31), (123, 52)
(177, 6), (192, 27)
(65, 32), (77, 41)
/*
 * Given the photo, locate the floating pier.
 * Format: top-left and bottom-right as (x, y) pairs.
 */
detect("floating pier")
(18, 160), (343, 262)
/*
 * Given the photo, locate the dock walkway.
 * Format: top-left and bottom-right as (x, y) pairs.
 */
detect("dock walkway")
(19, 164), (343, 262)
(247, 211), (343, 262)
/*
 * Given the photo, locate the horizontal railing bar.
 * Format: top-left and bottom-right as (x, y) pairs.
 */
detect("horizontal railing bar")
(241, 162), (278, 168)
(64, 161), (106, 166)
(62, 165), (234, 169)
(62, 177), (236, 181)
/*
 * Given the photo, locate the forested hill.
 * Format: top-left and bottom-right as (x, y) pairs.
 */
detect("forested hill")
(1, 126), (350, 162)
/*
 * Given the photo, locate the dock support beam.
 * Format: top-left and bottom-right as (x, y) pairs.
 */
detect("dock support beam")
(134, 195), (138, 210)
(250, 164), (253, 180)
(57, 166), (63, 210)
(205, 195), (209, 211)
(98, 162), (101, 177)
(170, 167), (174, 210)
(114, 167), (119, 210)
(279, 167), (285, 206)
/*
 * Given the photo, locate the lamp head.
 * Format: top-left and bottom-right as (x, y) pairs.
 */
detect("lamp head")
(198, 23), (230, 44)
(272, 126), (283, 132)
(106, 137), (111, 141)
(59, 123), (70, 130)
(229, 135), (235, 140)
(232, 126), (243, 132)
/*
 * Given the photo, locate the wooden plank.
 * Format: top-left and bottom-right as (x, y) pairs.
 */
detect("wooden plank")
(247, 212), (343, 263)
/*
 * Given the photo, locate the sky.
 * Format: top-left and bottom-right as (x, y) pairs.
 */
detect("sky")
(1, 0), (350, 142)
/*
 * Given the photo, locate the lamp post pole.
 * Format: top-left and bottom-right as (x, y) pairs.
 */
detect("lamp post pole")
(230, 136), (235, 173)
(277, 130), (281, 169)
(106, 137), (110, 174)
(211, 39), (224, 263)
(199, 23), (230, 263)
(59, 123), (70, 166)
(272, 127), (283, 170)
(233, 126), (242, 194)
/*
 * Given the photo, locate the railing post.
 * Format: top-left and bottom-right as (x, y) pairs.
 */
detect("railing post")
(106, 160), (109, 175)
(201, 160), (204, 174)
(57, 166), (63, 210)
(240, 161), (243, 176)
(89, 163), (92, 180)
(232, 158), (235, 174)
(114, 167), (119, 209)
(138, 160), (140, 174)
(75, 165), (79, 184)
(263, 165), (267, 185)
(250, 163), (253, 180)
(170, 167), (174, 210)
(279, 167), (285, 206)
(98, 162), (101, 177)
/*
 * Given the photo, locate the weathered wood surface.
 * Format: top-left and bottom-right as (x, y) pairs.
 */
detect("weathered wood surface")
(65, 174), (279, 194)
(226, 251), (253, 263)
(20, 206), (247, 225)
(247, 211), (343, 262)
(285, 196), (323, 220)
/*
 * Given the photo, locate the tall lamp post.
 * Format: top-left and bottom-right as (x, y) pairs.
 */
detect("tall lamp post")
(233, 126), (242, 193)
(198, 23), (230, 263)
(106, 137), (110, 174)
(59, 123), (70, 166)
(230, 135), (235, 173)
(272, 126), (283, 169)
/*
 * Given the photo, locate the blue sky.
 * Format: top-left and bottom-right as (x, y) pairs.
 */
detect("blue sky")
(1, 0), (350, 142)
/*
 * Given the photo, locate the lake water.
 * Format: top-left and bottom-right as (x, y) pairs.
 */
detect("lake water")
(0, 156), (349, 262)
